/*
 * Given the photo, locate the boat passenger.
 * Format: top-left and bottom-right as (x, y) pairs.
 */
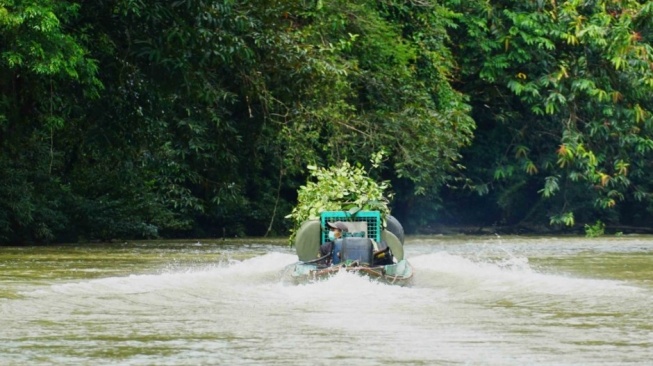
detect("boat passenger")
(319, 221), (348, 257)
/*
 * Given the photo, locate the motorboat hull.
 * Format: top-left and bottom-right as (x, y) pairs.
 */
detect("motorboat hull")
(290, 259), (413, 286)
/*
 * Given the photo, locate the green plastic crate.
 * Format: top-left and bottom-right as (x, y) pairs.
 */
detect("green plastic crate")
(320, 210), (381, 244)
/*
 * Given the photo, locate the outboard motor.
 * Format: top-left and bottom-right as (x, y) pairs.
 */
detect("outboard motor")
(332, 237), (373, 265)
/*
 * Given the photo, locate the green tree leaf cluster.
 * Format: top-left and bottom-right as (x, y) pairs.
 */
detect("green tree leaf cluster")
(0, 0), (473, 243)
(444, 0), (653, 229)
(3, 0), (653, 243)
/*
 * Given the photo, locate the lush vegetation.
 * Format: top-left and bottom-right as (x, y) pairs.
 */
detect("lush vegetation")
(1, 0), (652, 244)
(439, 0), (653, 233)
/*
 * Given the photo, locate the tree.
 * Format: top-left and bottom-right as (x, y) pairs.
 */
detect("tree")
(444, 0), (653, 229)
(0, 1), (101, 242)
(0, 0), (477, 243)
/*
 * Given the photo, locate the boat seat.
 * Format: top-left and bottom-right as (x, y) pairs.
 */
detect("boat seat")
(295, 220), (321, 262)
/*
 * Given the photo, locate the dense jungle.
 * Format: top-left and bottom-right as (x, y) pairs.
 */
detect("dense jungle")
(2, 0), (653, 244)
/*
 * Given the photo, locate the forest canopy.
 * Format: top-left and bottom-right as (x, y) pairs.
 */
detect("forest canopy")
(1, 0), (652, 243)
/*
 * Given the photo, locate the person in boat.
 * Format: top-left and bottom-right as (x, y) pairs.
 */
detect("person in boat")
(319, 221), (348, 258)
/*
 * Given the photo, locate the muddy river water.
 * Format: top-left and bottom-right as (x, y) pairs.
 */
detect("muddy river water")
(1, 235), (651, 365)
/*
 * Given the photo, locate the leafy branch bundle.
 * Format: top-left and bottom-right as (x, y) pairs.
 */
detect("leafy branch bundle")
(286, 162), (391, 243)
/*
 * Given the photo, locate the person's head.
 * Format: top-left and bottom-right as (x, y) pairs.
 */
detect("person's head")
(326, 221), (348, 240)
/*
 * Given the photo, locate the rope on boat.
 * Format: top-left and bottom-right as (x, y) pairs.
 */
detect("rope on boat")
(389, 272), (399, 284)
(298, 253), (331, 265)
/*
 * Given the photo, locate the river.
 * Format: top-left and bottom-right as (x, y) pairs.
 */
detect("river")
(1, 235), (652, 365)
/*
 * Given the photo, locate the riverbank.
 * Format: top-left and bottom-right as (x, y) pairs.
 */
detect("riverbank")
(416, 223), (653, 236)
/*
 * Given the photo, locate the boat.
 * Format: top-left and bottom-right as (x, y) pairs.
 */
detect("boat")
(289, 210), (413, 286)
